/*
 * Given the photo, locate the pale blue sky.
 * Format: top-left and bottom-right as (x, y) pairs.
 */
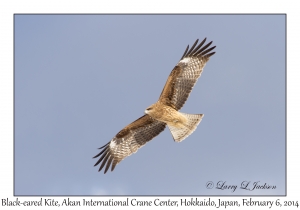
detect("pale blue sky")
(15, 15), (285, 195)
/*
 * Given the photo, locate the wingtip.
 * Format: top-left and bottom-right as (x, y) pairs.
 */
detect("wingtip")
(181, 37), (215, 58)
(206, 52), (216, 58)
(98, 142), (109, 149)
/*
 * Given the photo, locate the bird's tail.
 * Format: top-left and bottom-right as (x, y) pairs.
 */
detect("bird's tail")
(168, 113), (204, 142)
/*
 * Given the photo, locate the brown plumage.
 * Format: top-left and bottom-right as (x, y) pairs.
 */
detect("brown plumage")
(94, 38), (216, 173)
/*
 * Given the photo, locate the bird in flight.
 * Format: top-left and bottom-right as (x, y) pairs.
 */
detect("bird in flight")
(94, 38), (216, 173)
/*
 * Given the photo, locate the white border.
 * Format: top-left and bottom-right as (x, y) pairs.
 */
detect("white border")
(1, 1), (298, 209)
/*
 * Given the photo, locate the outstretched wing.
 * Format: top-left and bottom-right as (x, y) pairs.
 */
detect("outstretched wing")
(94, 115), (166, 173)
(159, 38), (216, 110)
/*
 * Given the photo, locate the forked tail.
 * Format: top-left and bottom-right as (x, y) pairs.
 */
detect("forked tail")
(168, 113), (204, 142)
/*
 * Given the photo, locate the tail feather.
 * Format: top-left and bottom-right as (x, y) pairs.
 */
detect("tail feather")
(168, 113), (204, 142)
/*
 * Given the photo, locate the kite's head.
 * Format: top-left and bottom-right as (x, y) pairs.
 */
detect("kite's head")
(145, 104), (155, 115)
